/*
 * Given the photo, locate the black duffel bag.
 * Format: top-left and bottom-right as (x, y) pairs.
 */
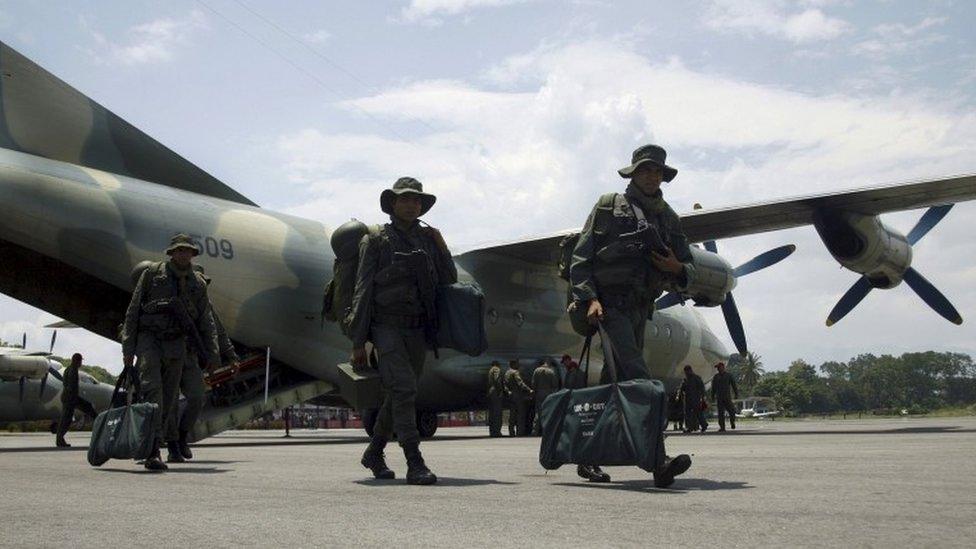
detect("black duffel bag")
(87, 364), (159, 467)
(436, 282), (487, 356)
(538, 326), (667, 472)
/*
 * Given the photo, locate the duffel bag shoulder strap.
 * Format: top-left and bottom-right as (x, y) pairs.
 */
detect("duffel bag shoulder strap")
(578, 334), (592, 384)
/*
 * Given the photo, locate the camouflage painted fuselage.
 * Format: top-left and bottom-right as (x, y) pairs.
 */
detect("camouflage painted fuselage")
(0, 147), (727, 413)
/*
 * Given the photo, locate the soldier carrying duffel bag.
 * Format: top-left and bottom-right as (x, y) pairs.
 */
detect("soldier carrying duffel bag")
(87, 362), (159, 468)
(538, 325), (692, 488)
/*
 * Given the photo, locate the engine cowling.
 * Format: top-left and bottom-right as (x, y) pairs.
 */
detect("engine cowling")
(681, 246), (736, 307)
(0, 355), (50, 380)
(814, 211), (912, 289)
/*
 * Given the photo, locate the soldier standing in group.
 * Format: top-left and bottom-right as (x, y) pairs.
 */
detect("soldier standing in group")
(348, 177), (457, 485)
(531, 359), (561, 435)
(486, 360), (505, 437)
(711, 362), (739, 432)
(164, 265), (241, 463)
(504, 359), (532, 437)
(681, 365), (707, 433)
(54, 353), (97, 447)
(569, 144), (695, 487)
(562, 354), (586, 390)
(120, 234), (219, 471)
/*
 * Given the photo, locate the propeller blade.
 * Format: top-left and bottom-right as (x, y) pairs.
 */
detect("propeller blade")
(655, 292), (683, 310)
(704, 240), (718, 253)
(906, 204), (953, 245)
(902, 267), (963, 325)
(826, 276), (873, 326)
(39, 372), (48, 397)
(21, 333), (26, 349)
(733, 244), (797, 278)
(721, 292), (748, 355)
(19, 377), (25, 402)
(49, 330), (57, 354)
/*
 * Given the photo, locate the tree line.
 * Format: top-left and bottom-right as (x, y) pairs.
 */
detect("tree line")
(727, 351), (976, 415)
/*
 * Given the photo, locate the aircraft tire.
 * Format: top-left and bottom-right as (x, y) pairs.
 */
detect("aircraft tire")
(417, 411), (438, 438)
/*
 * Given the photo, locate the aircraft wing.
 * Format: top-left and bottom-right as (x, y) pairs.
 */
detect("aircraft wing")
(456, 174), (976, 268)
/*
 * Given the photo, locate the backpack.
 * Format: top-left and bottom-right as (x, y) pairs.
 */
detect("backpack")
(322, 220), (379, 337)
(558, 192), (617, 337)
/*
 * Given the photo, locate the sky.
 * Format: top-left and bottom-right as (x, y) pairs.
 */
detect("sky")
(1, 0), (974, 374)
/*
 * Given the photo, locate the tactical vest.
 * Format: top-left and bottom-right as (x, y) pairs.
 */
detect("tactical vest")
(137, 262), (207, 338)
(591, 193), (675, 302)
(371, 225), (435, 316)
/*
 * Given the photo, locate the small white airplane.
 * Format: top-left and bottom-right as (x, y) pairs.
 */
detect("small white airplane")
(735, 397), (781, 419)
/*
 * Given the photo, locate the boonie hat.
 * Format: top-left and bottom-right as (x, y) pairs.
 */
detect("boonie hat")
(618, 144), (678, 181)
(380, 177), (436, 216)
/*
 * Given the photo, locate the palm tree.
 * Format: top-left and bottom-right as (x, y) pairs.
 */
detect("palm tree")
(739, 351), (765, 394)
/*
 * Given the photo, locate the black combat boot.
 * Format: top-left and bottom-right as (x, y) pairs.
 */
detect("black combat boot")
(403, 441), (437, 485)
(577, 465), (611, 483)
(730, 417), (736, 430)
(166, 441), (186, 463)
(178, 430), (194, 460)
(55, 437), (70, 448)
(144, 440), (168, 471)
(361, 436), (395, 480)
(653, 454), (692, 488)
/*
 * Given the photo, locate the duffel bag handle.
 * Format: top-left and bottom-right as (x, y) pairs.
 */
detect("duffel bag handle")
(597, 323), (619, 384)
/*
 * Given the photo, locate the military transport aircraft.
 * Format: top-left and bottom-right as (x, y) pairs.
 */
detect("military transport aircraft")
(0, 339), (114, 427)
(0, 42), (973, 440)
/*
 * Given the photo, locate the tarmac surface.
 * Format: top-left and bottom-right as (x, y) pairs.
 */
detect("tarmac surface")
(2, 416), (975, 548)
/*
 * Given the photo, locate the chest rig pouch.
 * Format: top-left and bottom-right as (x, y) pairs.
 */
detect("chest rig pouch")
(372, 227), (429, 310)
(137, 262), (203, 338)
(592, 195), (670, 296)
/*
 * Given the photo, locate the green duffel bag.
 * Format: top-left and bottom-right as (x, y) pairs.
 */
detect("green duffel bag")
(87, 365), (159, 467)
(538, 326), (667, 472)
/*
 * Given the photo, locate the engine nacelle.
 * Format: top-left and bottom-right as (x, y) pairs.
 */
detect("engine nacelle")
(0, 355), (50, 380)
(681, 246), (736, 307)
(813, 211), (912, 289)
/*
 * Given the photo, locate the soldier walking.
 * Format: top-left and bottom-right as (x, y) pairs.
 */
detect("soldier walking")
(531, 359), (561, 435)
(504, 359), (532, 437)
(562, 354), (586, 390)
(348, 177), (457, 485)
(711, 362), (739, 432)
(165, 264), (240, 462)
(120, 234), (219, 471)
(681, 365), (708, 433)
(54, 353), (97, 447)
(569, 144), (695, 487)
(486, 360), (505, 437)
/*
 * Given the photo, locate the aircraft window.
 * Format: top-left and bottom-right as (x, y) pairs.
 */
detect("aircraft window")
(487, 308), (499, 325)
(664, 326), (672, 339)
(651, 325), (659, 337)
(514, 311), (525, 327)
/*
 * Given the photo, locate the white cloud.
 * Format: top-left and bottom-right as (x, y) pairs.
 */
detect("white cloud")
(702, 0), (852, 44)
(303, 29), (332, 44)
(272, 38), (976, 368)
(83, 10), (207, 66)
(399, 0), (534, 25)
(852, 16), (947, 59)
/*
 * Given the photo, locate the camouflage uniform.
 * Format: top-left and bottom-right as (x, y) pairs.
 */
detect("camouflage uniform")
(55, 361), (96, 446)
(171, 268), (240, 459)
(504, 365), (532, 436)
(531, 362), (561, 435)
(568, 144), (695, 486)
(711, 369), (739, 430)
(349, 177), (455, 484)
(121, 238), (219, 465)
(486, 362), (505, 437)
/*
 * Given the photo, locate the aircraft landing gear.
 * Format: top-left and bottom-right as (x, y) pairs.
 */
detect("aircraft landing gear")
(417, 411), (438, 439)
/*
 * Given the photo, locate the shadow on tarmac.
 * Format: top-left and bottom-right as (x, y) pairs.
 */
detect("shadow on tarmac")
(667, 426), (976, 437)
(552, 478), (751, 493)
(354, 477), (519, 488)
(95, 466), (232, 475)
(200, 433), (495, 449)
